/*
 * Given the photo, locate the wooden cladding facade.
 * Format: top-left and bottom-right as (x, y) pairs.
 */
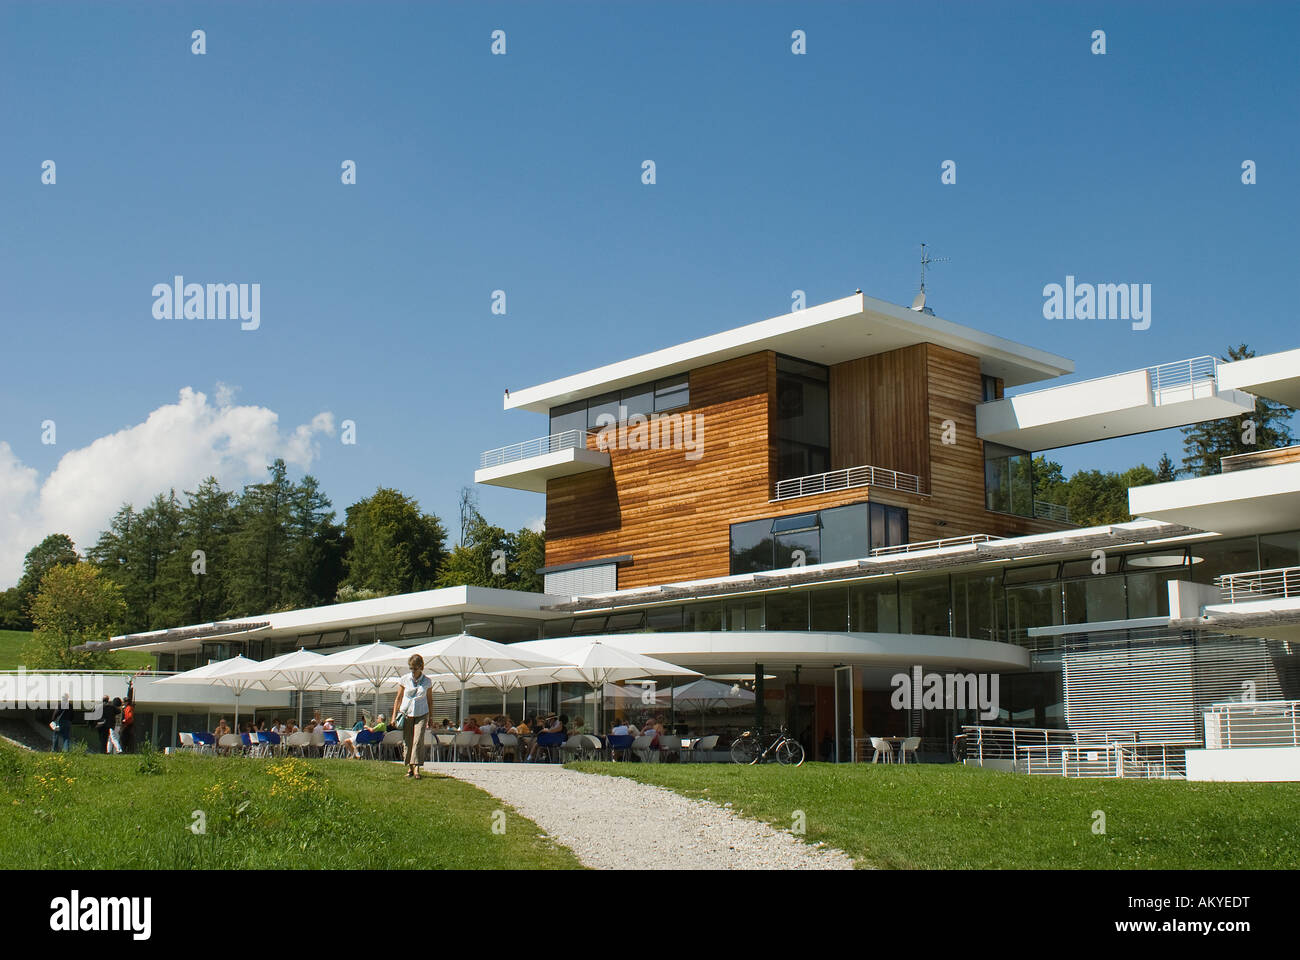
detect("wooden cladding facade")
(544, 343), (1063, 589)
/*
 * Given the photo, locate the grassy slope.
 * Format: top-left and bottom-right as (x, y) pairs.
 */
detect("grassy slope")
(0, 744), (582, 870)
(570, 761), (1300, 870)
(0, 629), (153, 671)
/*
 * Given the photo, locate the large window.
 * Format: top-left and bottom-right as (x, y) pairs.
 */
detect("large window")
(849, 581), (900, 632)
(775, 355), (830, 482)
(548, 374), (690, 435)
(729, 502), (908, 574)
(985, 442), (1034, 517)
(899, 576), (952, 637)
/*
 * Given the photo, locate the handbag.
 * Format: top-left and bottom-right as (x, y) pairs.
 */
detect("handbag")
(393, 711), (407, 729)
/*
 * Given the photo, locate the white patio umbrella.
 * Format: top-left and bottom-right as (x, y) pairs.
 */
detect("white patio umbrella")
(154, 655), (264, 731)
(663, 678), (755, 710)
(220, 648), (329, 726)
(403, 633), (571, 726)
(314, 642), (410, 715)
(562, 681), (671, 707)
(468, 667), (567, 715)
(525, 639), (700, 733)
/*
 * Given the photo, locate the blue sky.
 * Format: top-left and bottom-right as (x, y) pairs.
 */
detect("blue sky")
(1, 1), (1297, 586)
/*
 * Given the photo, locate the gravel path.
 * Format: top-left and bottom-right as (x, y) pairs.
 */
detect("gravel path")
(424, 762), (856, 870)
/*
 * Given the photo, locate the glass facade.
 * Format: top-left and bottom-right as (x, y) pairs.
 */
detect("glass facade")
(984, 442), (1034, 517)
(729, 502), (908, 574)
(548, 374), (690, 435)
(774, 355), (830, 482)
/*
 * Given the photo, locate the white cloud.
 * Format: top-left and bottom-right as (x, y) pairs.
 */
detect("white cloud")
(526, 515), (546, 534)
(0, 387), (334, 588)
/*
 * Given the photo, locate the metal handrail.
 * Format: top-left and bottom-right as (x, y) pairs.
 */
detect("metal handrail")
(773, 463), (924, 501)
(1150, 355), (1218, 400)
(479, 429), (596, 469)
(1203, 700), (1300, 749)
(868, 534), (1003, 558)
(961, 724), (1197, 779)
(1216, 566), (1300, 604)
(1033, 500), (1070, 523)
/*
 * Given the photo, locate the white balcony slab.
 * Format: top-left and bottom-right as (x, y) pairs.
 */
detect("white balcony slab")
(474, 446), (610, 493)
(976, 366), (1255, 451)
(1217, 348), (1300, 407)
(1128, 461), (1300, 535)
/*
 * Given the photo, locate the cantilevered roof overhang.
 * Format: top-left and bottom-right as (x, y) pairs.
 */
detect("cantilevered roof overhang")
(1129, 462), (1300, 536)
(504, 293), (1073, 413)
(474, 445), (610, 492)
(1217, 348), (1300, 407)
(512, 631), (1031, 673)
(976, 359), (1256, 451)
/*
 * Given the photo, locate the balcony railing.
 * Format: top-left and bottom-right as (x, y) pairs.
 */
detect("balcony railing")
(961, 725), (1194, 779)
(1204, 701), (1300, 749)
(1149, 355), (1218, 402)
(773, 463), (924, 502)
(1033, 500), (1070, 523)
(868, 534), (1002, 558)
(1216, 566), (1300, 604)
(479, 430), (597, 470)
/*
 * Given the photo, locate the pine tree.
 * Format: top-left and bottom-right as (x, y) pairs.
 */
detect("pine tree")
(1181, 345), (1296, 476)
(339, 487), (446, 598)
(1155, 452), (1177, 482)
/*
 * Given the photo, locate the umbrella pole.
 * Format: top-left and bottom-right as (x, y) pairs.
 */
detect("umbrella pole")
(459, 681), (467, 727)
(297, 689), (304, 728)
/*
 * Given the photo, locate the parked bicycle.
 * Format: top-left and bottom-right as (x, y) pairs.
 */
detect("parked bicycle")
(730, 725), (805, 766)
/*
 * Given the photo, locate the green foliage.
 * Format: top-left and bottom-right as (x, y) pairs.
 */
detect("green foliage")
(9, 534), (80, 630)
(1032, 457), (1159, 526)
(1181, 345), (1296, 477)
(339, 487), (447, 596)
(437, 513), (544, 591)
(576, 762), (1300, 870)
(24, 564), (126, 669)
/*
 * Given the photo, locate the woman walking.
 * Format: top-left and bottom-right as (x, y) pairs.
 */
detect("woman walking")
(392, 653), (435, 779)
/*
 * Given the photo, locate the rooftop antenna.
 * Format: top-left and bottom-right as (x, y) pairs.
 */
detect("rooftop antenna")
(910, 242), (948, 313)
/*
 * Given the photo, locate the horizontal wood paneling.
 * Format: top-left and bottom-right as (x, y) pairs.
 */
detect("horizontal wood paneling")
(544, 343), (1067, 590)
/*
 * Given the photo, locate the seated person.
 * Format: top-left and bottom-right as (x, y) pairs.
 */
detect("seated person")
(213, 718), (231, 740)
(571, 716), (586, 737)
(515, 717), (531, 735)
(345, 715), (388, 758)
(321, 717), (335, 733)
(526, 714), (566, 762)
(462, 717), (481, 734)
(611, 718), (629, 737)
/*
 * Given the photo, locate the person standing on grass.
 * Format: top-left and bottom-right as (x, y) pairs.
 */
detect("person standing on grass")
(94, 695), (112, 754)
(392, 653), (434, 780)
(106, 697), (123, 754)
(51, 694), (73, 752)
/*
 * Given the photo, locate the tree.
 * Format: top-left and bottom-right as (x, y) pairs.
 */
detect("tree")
(437, 512), (514, 588)
(511, 526), (546, 593)
(1181, 345), (1296, 477)
(284, 474), (346, 609)
(0, 588), (26, 630)
(457, 485), (478, 547)
(339, 488), (446, 598)
(153, 477), (234, 627)
(23, 564), (126, 669)
(1062, 464), (1158, 526)
(1155, 452), (1178, 482)
(226, 460), (296, 615)
(12, 534), (80, 628)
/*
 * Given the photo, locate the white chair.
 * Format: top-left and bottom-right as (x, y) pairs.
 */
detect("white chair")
(285, 732), (311, 757)
(560, 734), (587, 762)
(433, 732), (455, 762)
(690, 734), (718, 762)
(630, 735), (658, 763)
(497, 733), (519, 762)
(381, 730), (405, 761)
(659, 735), (682, 763)
(453, 731), (479, 762)
(177, 732), (195, 754)
(899, 736), (921, 764)
(478, 732), (500, 761)
(870, 737), (894, 764)
(218, 733), (243, 756)
(582, 735), (603, 760)
(309, 729), (325, 758)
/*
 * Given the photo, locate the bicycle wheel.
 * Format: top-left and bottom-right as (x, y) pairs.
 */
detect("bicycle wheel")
(776, 738), (805, 766)
(730, 737), (758, 765)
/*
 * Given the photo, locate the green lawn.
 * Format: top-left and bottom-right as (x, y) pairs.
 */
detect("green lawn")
(569, 761), (1300, 870)
(0, 742), (582, 870)
(0, 629), (153, 671)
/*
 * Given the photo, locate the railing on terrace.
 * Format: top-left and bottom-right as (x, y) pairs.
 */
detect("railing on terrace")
(1216, 566), (1300, 604)
(961, 725), (1196, 779)
(773, 463), (924, 501)
(479, 429), (597, 470)
(1203, 700), (1300, 749)
(1033, 500), (1070, 523)
(868, 533), (1003, 558)
(1149, 355), (1218, 401)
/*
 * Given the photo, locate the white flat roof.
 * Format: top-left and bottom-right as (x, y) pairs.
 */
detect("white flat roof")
(1218, 348), (1300, 407)
(1128, 461), (1300, 536)
(505, 293), (1074, 413)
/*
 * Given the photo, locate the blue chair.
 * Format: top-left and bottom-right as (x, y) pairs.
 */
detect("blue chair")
(322, 730), (341, 758)
(239, 733), (254, 756)
(607, 734), (635, 761)
(354, 729), (381, 760)
(193, 731), (216, 754)
(536, 732), (565, 763)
